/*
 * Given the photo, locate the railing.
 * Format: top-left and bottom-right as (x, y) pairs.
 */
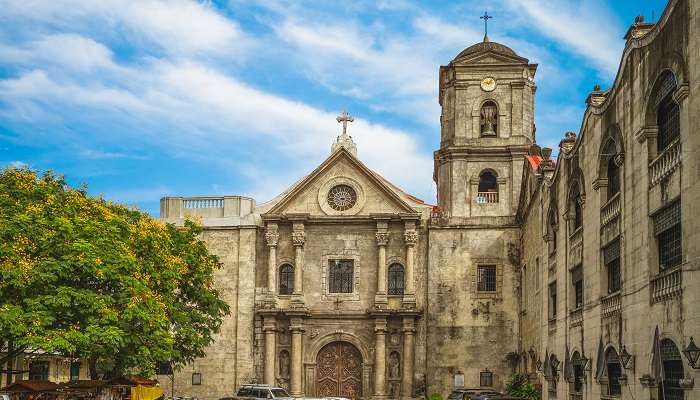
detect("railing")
(569, 228), (583, 267)
(601, 292), (621, 317)
(649, 139), (681, 187)
(651, 266), (682, 303)
(570, 308), (583, 327)
(476, 192), (499, 204)
(183, 198), (224, 209)
(601, 192), (621, 227)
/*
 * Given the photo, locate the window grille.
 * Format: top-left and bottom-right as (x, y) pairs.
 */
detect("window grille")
(660, 339), (684, 400)
(279, 264), (294, 295)
(387, 263), (405, 295)
(479, 369), (493, 387)
(605, 349), (622, 396)
(607, 259), (621, 294)
(657, 95), (680, 153)
(654, 71), (677, 107)
(29, 361), (49, 381)
(607, 155), (621, 198)
(603, 239), (621, 264)
(572, 265), (583, 308)
(573, 195), (583, 230)
(329, 259), (354, 293)
(477, 265), (497, 292)
(655, 202), (682, 270)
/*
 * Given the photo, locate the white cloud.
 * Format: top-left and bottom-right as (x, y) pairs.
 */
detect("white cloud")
(8, 161), (28, 169)
(505, 0), (622, 76)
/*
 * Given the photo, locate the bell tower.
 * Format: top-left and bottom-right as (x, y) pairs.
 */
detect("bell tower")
(434, 36), (538, 222)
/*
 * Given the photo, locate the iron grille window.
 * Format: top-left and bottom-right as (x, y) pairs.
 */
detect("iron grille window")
(655, 201), (682, 270)
(572, 354), (584, 394)
(607, 155), (621, 198)
(279, 264), (294, 295)
(387, 263), (405, 295)
(477, 265), (497, 292)
(479, 369), (493, 387)
(572, 265), (583, 308)
(606, 350), (622, 397)
(657, 95), (680, 153)
(607, 259), (621, 293)
(659, 339), (684, 400)
(329, 259), (354, 293)
(549, 282), (557, 318)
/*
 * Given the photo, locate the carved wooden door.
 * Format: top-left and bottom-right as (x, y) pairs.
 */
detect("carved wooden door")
(317, 342), (363, 399)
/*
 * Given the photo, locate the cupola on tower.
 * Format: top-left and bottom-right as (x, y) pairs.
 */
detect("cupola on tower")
(434, 35), (538, 222)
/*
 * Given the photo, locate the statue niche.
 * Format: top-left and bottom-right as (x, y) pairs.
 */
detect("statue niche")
(480, 101), (498, 136)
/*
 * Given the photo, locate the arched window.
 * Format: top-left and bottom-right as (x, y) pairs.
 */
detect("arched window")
(477, 170), (499, 203)
(480, 101), (498, 136)
(605, 348), (622, 397)
(659, 339), (684, 400)
(654, 71), (680, 153)
(605, 141), (621, 199)
(279, 264), (294, 295)
(388, 263), (405, 295)
(570, 185), (583, 232)
(571, 351), (584, 395)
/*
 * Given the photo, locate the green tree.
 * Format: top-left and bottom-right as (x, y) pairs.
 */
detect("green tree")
(505, 373), (540, 400)
(0, 167), (230, 378)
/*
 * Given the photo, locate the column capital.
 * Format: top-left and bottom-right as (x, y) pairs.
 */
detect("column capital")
(265, 229), (279, 247)
(291, 231), (306, 247)
(374, 317), (388, 333)
(376, 231), (389, 246)
(402, 317), (416, 333)
(404, 230), (418, 246)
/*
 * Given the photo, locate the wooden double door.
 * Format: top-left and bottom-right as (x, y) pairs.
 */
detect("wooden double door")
(316, 341), (363, 399)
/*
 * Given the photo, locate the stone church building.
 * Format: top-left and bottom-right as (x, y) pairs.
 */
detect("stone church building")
(160, 0), (699, 399)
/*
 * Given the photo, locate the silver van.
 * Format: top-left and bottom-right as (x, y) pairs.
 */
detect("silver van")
(230, 384), (292, 400)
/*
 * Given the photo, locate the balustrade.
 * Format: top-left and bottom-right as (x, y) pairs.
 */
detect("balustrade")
(183, 197), (224, 209)
(651, 267), (682, 303)
(569, 308), (583, 327)
(600, 192), (621, 227)
(476, 191), (499, 204)
(649, 139), (681, 187)
(601, 292), (621, 317)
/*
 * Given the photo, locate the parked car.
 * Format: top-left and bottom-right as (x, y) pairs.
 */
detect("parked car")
(1, 392), (10, 400)
(230, 384), (292, 400)
(447, 388), (520, 400)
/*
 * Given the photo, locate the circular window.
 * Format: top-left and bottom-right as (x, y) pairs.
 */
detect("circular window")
(327, 184), (357, 211)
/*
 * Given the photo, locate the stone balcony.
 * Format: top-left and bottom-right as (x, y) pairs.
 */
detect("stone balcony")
(601, 291), (621, 318)
(651, 266), (682, 304)
(601, 192), (621, 227)
(160, 195), (256, 219)
(649, 138), (681, 187)
(569, 308), (583, 327)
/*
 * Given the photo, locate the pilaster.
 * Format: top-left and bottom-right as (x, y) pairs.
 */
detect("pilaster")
(263, 316), (277, 385)
(291, 222), (305, 305)
(401, 317), (416, 400)
(289, 317), (305, 397)
(373, 316), (388, 399)
(403, 221), (418, 307)
(375, 219), (389, 307)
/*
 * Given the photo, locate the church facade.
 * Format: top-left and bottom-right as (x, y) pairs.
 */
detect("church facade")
(159, 1), (699, 399)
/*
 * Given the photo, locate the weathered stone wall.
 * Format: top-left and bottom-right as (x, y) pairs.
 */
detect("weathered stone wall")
(426, 227), (521, 394)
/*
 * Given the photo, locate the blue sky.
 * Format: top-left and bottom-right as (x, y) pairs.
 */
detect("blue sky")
(0, 0), (668, 215)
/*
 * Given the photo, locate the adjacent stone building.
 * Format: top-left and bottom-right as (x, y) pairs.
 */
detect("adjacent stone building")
(160, 0), (699, 399)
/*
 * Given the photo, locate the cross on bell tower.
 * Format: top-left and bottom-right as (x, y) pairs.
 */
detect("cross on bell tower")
(331, 110), (358, 157)
(480, 11), (493, 41)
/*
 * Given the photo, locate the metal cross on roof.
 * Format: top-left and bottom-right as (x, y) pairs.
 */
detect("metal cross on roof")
(336, 110), (354, 135)
(480, 11), (493, 38)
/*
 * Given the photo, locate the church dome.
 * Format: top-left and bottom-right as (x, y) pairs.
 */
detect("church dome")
(452, 37), (519, 62)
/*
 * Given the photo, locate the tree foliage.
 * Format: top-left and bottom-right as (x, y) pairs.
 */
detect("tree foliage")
(505, 373), (540, 400)
(0, 167), (230, 377)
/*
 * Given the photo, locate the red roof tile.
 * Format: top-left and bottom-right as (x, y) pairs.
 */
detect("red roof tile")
(1, 380), (61, 392)
(526, 155), (543, 171)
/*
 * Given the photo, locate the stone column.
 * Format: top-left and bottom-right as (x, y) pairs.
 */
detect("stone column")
(263, 316), (277, 385)
(373, 317), (388, 399)
(289, 317), (304, 397)
(265, 224), (279, 294)
(375, 223), (389, 305)
(401, 317), (416, 399)
(404, 224), (418, 296)
(291, 223), (305, 296)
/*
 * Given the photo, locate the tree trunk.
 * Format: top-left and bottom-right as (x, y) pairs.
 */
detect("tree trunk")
(5, 340), (13, 385)
(89, 357), (99, 380)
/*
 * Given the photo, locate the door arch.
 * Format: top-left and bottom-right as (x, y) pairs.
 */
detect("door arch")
(316, 341), (363, 399)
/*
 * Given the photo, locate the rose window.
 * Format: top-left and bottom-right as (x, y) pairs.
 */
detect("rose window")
(327, 185), (357, 211)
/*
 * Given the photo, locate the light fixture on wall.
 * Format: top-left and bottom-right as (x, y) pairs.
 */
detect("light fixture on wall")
(620, 346), (634, 370)
(580, 354), (591, 372)
(551, 356), (560, 372)
(683, 337), (700, 369)
(535, 358), (543, 372)
(454, 370), (465, 388)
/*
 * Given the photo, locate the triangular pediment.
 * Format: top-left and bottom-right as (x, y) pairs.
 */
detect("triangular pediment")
(452, 50), (529, 66)
(263, 148), (422, 217)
